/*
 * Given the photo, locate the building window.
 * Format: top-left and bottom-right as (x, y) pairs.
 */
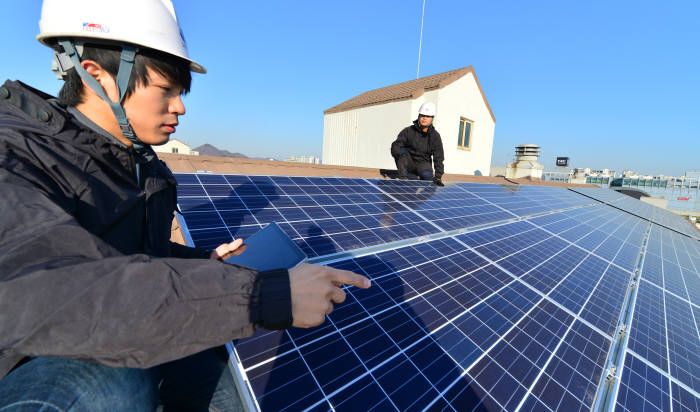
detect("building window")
(172, 147), (179, 154)
(457, 117), (473, 149)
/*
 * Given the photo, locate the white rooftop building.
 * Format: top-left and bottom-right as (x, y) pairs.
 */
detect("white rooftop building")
(322, 66), (496, 176)
(153, 138), (199, 156)
(284, 155), (320, 164)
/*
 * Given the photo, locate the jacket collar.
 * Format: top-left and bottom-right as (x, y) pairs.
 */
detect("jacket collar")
(412, 118), (433, 134)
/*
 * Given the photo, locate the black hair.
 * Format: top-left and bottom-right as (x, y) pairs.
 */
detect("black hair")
(58, 42), (192, 107)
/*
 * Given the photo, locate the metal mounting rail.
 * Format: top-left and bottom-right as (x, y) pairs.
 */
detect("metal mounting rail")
(590, 220), (653, 412)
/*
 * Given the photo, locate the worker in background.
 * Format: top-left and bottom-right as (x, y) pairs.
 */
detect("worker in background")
(390, 102), (445, 186)
(0, 0), (370, 410)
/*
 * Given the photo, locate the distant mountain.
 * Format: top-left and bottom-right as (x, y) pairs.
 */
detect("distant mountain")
(194, 144), (247, 158)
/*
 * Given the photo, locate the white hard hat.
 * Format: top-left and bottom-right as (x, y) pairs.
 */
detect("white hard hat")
(37, 0), (205, 73)
(418, 102), (436, 117)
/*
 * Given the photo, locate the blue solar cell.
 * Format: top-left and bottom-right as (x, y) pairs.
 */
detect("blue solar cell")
(642, 252), (665, 289)
(496, 236), (570, 278)
(188, 227), (232, 250)
(520, 245), (589, 295)
(628, 280), (668, 372)
(468, 300), (573, 410)
(549, 255), (610, 314)
(524, 321), (611, 411)
(615, 353), (670, 412)
(455, 220), (536, 248)
(580, 264), (632, 337)
(671, 381), (700, 412)
(662, 259), (689, 300)
(468, 226), (550, 263)
(614, 242), (644, 272)
(664, 293), (700, 393)
(373, 180), (519, 231)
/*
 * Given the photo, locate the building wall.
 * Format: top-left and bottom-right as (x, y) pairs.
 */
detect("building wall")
(353, 96), (427, 169)
(432, 73), (495, 176)
(322, 110), (360, 166)
(322, 72), (494, 175)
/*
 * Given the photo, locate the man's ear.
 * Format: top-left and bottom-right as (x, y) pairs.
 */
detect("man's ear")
(79, 60), (120, 103)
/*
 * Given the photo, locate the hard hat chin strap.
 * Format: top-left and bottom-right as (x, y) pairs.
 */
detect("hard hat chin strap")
(58, 39), (149, 160)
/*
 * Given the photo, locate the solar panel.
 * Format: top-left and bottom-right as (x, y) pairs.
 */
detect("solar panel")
(230, 232), (624, 411)
(174, 174), (440, 257)
(608, 224), (700, 411)
(171, 173), (700, 410)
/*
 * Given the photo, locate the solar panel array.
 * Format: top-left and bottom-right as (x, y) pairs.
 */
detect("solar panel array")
(570, 187), (700, 240)
(173, 174), (700, 411)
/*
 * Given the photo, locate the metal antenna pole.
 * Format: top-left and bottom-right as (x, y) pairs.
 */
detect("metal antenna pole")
(417, 0), (426, 78)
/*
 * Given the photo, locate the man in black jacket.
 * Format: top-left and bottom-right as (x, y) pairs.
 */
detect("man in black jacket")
(0, 0), (370, 410)
(390, 102), (445, 186)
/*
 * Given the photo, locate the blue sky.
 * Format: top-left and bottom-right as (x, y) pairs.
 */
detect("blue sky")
(1, 1), (698, 177)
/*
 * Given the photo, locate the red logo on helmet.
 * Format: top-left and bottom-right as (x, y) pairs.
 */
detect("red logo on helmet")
(82, 23), (110, 33)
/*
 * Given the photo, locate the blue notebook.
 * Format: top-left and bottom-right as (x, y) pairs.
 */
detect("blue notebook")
(224, 222), (306, 271)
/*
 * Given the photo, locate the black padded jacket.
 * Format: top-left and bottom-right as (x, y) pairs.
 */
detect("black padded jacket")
(390, 120), (445, 178)
(0, 80), (291, 378)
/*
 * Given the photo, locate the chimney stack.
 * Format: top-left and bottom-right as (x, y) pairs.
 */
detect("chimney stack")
(506, 144), (544, 179)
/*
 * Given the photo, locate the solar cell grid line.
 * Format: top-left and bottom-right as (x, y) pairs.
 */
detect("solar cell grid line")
(525, 205), (606, 236)
(579, 214), (639, 269)
(664, 293), (700, 394)
(369, 179), (518, 232)
(673, 381), (700, 412)
(457, 183), (596, 218)
(456, 184), (551, 217)
(414, 231), (619, 410)
(188, 173), (238, 243)
(626, 280), (669, 372)
(521, 208), (646, 278)
(668, 232), (700, 309)
(596, 216), (647, 273)
(671, 233), (696, 272)
(449, 227), (637, 411)
(430, 299), (575, 411)
(464, 226), (553, 264)
(517, 320), (612, 411)
(614, 352), (671, 412)
(445, 247), (618, 410)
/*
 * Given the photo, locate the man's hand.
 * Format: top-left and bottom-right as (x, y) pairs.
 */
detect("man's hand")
(210, 238), (247, 260)
(433, 177), (444, 187)
(289, 263), (371, 328)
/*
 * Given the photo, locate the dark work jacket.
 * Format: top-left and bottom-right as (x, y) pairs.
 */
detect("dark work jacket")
(0, 80), (281, 378)
(390, 120), (445, 178)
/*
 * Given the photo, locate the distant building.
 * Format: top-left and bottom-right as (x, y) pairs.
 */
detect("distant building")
(284, 155), (320, 164)
(322, 66), (495, 176)
(611, 171), (700, 216)
(153, 138), (199, 156)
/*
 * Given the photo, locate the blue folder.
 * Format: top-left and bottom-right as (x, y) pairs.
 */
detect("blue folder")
(224, 222), (306, 271)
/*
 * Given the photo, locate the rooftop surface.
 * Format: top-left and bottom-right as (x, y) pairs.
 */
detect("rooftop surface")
(158, 153), (596, 189)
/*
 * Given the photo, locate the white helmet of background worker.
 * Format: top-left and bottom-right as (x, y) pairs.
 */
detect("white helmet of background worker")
(418, 102), (436, 117)
(36, 0), (205, 155)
